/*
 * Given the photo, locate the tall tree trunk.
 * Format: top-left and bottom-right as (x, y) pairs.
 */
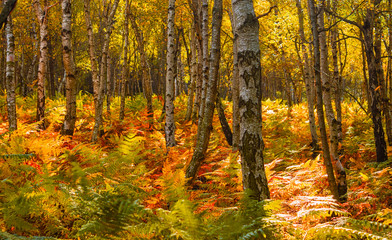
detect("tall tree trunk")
(5, 13), (16, 131)
(374, 10), (392, 146)
(331, 24), (343, 144)
(319, 2), (347, 201)
(388, 0), (392, 146)
(130, 11), (154, 128)
(185, 26), (197, 121)
(119, 0), (129, 121)
(308, 0), (340, 201)
(106, 55), (112, 113)
(60, 0), (77, 136)
(186, 0), (222, 184)
(198, 0), (209, 121)
(33, 0), (49, 129)
(92, 0), (119, 142)
(216, 93), (233, 146)
(296, 0), (318, 150)
(165, 0), (177, 147)
(363, 0), (388, 162)
(232, 0), (270, 201)
(229, 11), (240, 151)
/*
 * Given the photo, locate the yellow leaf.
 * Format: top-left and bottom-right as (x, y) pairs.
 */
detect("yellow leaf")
(359, 172), (369, 181)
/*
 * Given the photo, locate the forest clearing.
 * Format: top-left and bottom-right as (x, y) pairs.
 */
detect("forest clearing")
(0, 0), (392, 239)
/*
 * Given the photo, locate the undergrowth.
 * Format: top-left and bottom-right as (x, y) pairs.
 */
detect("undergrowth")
(0, 93), (391, 239)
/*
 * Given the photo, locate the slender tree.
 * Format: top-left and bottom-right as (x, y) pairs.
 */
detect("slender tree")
(295, 0), (318, 150)
(5, 7), (16, 131)
(119, 0), (129, 121)
(185, 26), (197, 121)
(198, 0), (209, 121)
(186, 0), (222, 184)
(165, 0), (177, 147)
(325, 0), (387, 163)
(33, 0), (49, 129)
(60, 0), (77, 136)
(91, 0), (119, 142)
(308, 0), (340, 200)
(232, 0), (270, 200)
(130, 10), (154, 128)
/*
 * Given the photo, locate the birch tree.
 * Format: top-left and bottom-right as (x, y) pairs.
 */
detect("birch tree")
(165, 0), (177, 147)
(119, 0), (129, 121)
(186, 0), (222, 184)
(232, 0), (269, 200)
(33, 0), (50, 129)
(5, 7), (16, 131)
(60, 0), (77, 136)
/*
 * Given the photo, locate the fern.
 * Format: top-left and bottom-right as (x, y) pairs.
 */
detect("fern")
(305, 216), (392, 240)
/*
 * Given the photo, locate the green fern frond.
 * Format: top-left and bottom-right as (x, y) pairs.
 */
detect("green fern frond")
(296, 207), (349, 221)
(306, 223), (389, 240)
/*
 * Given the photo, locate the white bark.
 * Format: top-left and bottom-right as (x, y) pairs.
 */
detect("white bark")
(165, 0), (177, 147)
(5, 13), (17, 131)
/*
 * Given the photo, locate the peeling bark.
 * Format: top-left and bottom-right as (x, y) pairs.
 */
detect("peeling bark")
(232, 0), (270, 201)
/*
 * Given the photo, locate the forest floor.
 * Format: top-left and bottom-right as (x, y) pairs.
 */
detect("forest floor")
(0, 93), (391, 239)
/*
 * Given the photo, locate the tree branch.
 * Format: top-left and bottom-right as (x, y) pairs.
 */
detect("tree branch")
(256, 5), (277, 19)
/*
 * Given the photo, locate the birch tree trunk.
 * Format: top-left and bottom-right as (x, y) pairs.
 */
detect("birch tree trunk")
(83, 0), (100, 107)
(186, 0), (222, 184)
(165, 0), (177, 147)
(308, 0), (340, 201)
(106, 55), (112, 113)
(185, 26), (197, 121)
(295, 0), (318, 150)
(130, 11), (154, 128)
(5, 13), (16, 131)
(92, 0), (119, 142)
(119, 0), (129, 121)
(232, 0), (270, 201)
(60, 0), (77, 136)
(33, 0), (48, 129)
(198, 0), (209, 121)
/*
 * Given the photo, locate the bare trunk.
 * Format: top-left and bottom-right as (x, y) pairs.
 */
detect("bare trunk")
(5, 13), (16, 131)
(34, 0), (48, 129)
(185, 26), (197, 121)
(363, 0), (388, 162)
(106, 55), (112, 113)
(130, 11), (154, 128)
(119, 0), (129, 121)
(216, 93), (233, 146)
(61, 0), (77, 136)
(296, 0), (318, 150)
(375, 11), (392, 146)
(165, 0), (177, 147)
(91, 0), (119, 142)
(308, 0), (340, 201)
(198, 0), (209, 121)
(186, 0), (222, 184)
(232, 0), (269, 201)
